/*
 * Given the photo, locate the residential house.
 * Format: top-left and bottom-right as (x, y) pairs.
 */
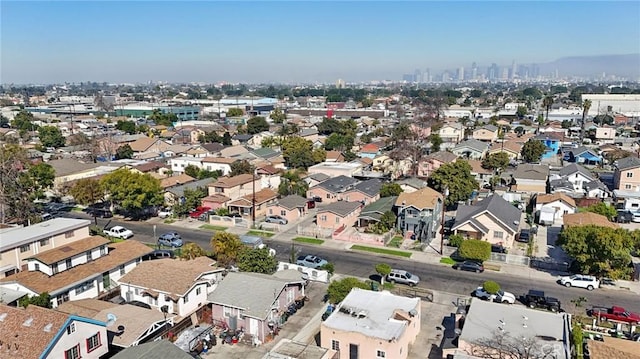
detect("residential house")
(128, 136), (171, 157)
(566, 146), (603, 166)
(395, 187), (443, 243)
(534, 193), (577, 224)
(207, 271), (307, 343)
(307, 161), (364, 178)
(563, 212), (618, 229)
(57, 299), (171, 350)
(307, 175), (359, 204)
(452, 139), (489, 160)
(321, 288), (420, 359)
(343, 178), (383, 205)
(594, 125), (616, 144)
(357, 196), (397, 228)
(48, 158), (116, 192)
(466, 159), (492, 188)
(299, 128), (319, 142)
(452, 194), (520, 247)
(119, 257), (224, 317)
(0, 218), (91, 278)
(164, 178), (214, 207)
(168, 156), (234, 176)
(437, 122), (465, 149)
(227, 188), (279, 218)
(487, 141), (522, 160)
(613, 156), (640, 191)
(267, 195), (308, 224)
(418, 151), (458, 178)
(555, 163), (594, 192)
(131, 161), (169, 176)
(395, 177), (428, 193)
(512, 164), (549, 194)
(316, 201), (363, 230)
(159, 173), (196, 189)
(359, 143), (381, 159)
(448, 300), (570, 359)
(208, 174), (261, 200)
(0, 303), (109, 359)
(0, 238), (152, 308)
(111, 341), (194, 359)
(535, 132), (563, 160)
(325, 150), (345, 163)
(472, 125), (499, 142)
(256, 164), (282, 190)
(218, 144), (251, 159)
(304, 173), (331, 188)
(584, 179), (609, 199)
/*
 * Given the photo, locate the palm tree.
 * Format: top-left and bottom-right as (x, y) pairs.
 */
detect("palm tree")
(210, 232), (244, 266)
(179, 243), (207, 260)
(581, 99), (592, 144)
(543, 95), (554, 123)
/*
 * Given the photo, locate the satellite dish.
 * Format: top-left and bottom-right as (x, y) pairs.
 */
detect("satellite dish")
(106, 313), (117, 327)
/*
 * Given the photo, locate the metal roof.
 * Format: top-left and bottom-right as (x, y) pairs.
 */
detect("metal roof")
(0, 218), (91, 252)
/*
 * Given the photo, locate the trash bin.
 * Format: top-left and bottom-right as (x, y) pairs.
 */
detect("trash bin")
(371, 282), (379, 291)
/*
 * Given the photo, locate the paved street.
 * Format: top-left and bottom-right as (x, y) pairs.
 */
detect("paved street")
(66, 212), (640, 315)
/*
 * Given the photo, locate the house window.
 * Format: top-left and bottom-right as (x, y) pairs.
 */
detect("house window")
(627, 172), (633, 178)
(40, 238), (50, 247)
(64, 344), (80, 359)
(335, 217), (340, 224)
(320, 215), (327, 222)
(53, 263), (59, 274)
(64, 230), (74, 238)
(331, 340), (340, 351)
(35, 263), (40, 271)
(626, 184), (632, 190)
(66, 258), (72, 269)
(377, 350), (386, 358)
(184, 293), (189, 303)
(280, 210), (286, 216)
(100, 246), (106, 256)
(57, 292), (70, 304)
(86, 251), (93, 261)
(269, 209), (273, 215)
(326, 193), (331, 199)
(19, 244), (31, 253)
(494, 231), (504, 239)
(67, 322), (76, 334)
(86, 332), (101, 352)
(223, 306), (232, 317)
(119, 265), (125, 275)
(196, 287), (202, 295)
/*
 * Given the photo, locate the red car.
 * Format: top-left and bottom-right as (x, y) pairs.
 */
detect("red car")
(189, 206), (211, 219)
(588, 306), (640, 324)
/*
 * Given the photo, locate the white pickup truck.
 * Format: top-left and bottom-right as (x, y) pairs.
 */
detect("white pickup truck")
(104, 226), (134, 239)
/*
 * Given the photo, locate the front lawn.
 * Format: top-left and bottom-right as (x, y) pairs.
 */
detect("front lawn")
(351, 245), (412, 258)
(293, 237), (325, 245)
(440, 257), (457, 265)
(246, 230), (275, 238)
(387, 235), (403, 248)
(199, 224), (228, 231)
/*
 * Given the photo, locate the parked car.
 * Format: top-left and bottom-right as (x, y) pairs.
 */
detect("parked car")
(521, 289), (561, 312)
(265, 215), (288, 225)
(86, 208), (113, 218)
(587, 306), (640, 324)
(158, 232), (183, 247)
(189, 206), (211, 219)
(615, 210), (633, 223)
(474, 287), (516, 304)
(386, 269), (420, 287)
(516, 229), (531, 243)
(157, 207), (173, 219)
(632, 212), (640, 223)
(453, 261), (484, 273)
(491, 244), (507, 253)
(559, 274), (600, 291)
(143, 250), (176, 261)
(104, 226), (134, 239)
(296, 255), (328, 269)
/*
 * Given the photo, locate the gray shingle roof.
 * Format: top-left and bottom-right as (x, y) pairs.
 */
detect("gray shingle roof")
(453, 194), (520, 233)
(352, 179), (383, 197)
(166, 178), (214, 197)
(513, 164), (549, 181)
(615, 156), (640, 171)
(111, 340), (193, 359)
(358, 196), (397, 221)
(483, 124), (498, 132)
(319, 201), (362, 217)
(558, 163), (593, 180)
(315, 175), (359, 193)
(207, 271), (305, 319)
(584, 180), (606, 191)
(454, 139), (489, 153)
(549, 178), (574, 192)
(275, 195), (308, 210)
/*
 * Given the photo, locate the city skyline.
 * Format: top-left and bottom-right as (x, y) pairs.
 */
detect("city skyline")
(2, 1), (639, 84)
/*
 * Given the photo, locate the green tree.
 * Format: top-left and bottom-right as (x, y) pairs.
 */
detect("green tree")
(379, 211), (397, 231)
(0, 145), (40, 223)
(459, 239), (491, 262)
(148, 109), (178, 126)
(326, 277), (370, 304)
(325, 133), (354, 151)
(429, 133), (443, 152)
(68, 178), (104, 224)
(543, 95), (554, 123)
(184, 164), (200, 178)
(361, 98), (373, 108)
(520, 139), (546, 163)
(227, 108), (243, 117)
(482, 280), (500, 294)
(278, 170), (309, 197)
(179, 243), (208, 260)
(312, 148), (327, 163)
(482, 152), (510, 171)
(115, 120), (136, 134)
(247, 116), (269, 134)
(237, 247), (278, 274)
(270, 108), (286, 124)
(516, 106), (528, 119)
(18, 292), (52, 309)
(448, 234), (464, 247)
(580, 99), (592, 141)
(11, 110), (39, 134)
(115, 144), (134, 160)
(172, 187), (208, 216)
(38, 126), (66, 148)
(582, 202), (617, 221)
(100, 169), (163, 219)
(556, 225), (634, 279)
(210, 232), (244, 266)
(427, 160), (478, 206)
(316, 117), (343, 135)
(230, 160), (254, 176)
(282, 136), (318, 169)
(380, 183), (403, 197)
(375, 263), (392, 285)
(222, 132), (233, 145)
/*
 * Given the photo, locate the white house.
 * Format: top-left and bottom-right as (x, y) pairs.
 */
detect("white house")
(168, 155), (234, 175)
(552, 163), (594, 193)
(119, 257), (225, 317)
(534, 193), (577, 224)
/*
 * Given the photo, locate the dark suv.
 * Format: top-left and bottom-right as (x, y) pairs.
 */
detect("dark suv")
(522, 289), (561, 312)
(615, 210), (633, 223)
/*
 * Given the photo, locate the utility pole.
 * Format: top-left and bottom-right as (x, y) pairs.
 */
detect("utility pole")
(439, 186), (449, 255)
(252, 170), (256, 225)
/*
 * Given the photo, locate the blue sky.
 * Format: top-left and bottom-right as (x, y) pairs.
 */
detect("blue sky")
(1, 1), (639, 84)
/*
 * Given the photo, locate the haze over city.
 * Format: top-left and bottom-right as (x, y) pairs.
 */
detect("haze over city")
(2, 1), (640, 84)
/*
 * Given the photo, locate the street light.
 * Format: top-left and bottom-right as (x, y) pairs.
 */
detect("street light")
(439, 186), (449, 255)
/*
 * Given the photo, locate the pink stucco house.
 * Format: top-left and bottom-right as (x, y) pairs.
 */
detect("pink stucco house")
(321, 288), (421, 359)
(418, 151), (458, 178)
(267, 195), (308, 224)
(207, 270), (307, 343)
(316, 201), (362, 230)
(307, 175), (359, 203)
(342, 179), (383, 205)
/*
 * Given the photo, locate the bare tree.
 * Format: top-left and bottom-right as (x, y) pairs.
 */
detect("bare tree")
(464, 330), (560, 359)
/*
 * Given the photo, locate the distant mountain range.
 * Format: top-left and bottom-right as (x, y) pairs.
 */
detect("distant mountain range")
(539, 54), (640, 78)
